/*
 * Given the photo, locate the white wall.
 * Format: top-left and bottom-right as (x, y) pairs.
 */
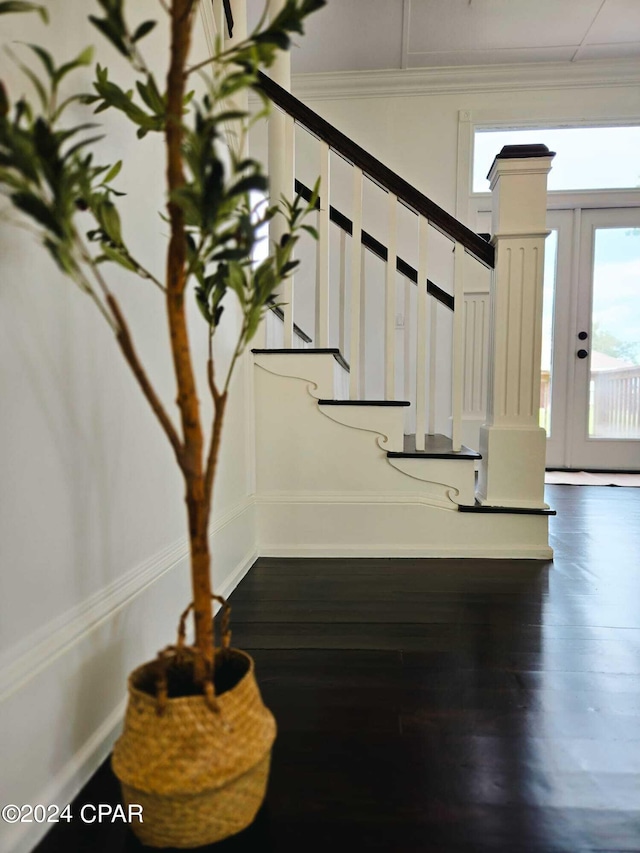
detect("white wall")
(0, 5), (256, 852)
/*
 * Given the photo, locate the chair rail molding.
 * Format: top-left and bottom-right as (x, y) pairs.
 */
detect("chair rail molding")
(0, 496), (256, 704)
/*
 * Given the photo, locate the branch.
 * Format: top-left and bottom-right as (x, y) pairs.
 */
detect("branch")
(68, 260), (119, 333)
(222, 324), (245, 397)
(185, 35), (256, 77)
(74, 233), (184, 464)
(203, 333), (227, 519)
(126, 253), (167, 293)
(106, 292), (185, 466)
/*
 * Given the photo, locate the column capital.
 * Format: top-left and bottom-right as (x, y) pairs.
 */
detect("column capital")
(487, 144), (555, 188)
(489, 144), (555, 238)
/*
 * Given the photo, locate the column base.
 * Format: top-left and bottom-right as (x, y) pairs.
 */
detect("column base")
(477, 424), (548, 508)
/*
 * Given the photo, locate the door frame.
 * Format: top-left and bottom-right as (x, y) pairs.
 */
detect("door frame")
(568, 207), (640, 470)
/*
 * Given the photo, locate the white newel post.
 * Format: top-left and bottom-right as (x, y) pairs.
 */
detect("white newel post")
(267, 0), (295, 347)
(477, 144), (555, 508)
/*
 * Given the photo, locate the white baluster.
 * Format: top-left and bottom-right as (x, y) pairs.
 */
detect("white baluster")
(360, 244), (367, 396)
(385, 192), (397, 400)
(349, 167), (363, 399)
(316, 141), (330, 347)
(404, 278), (411, 403)
(338, 229), (347, 354)
(427, 289), (437, 435)
(266, 0), (293, 347)
(415, 217), (429, 450)
(451, 242), (465, 452)
(281, 113), (295, 347)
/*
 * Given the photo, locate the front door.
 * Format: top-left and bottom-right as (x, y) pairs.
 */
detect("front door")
(568, 209), (640, 469)
(544, 208), (640, 470)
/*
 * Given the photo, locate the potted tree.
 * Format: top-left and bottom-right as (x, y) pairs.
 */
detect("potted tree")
(0, 0), (322, 846)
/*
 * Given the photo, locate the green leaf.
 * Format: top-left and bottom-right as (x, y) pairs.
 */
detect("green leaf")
(195, 288), (213, 324)
(103, 160), (122, 183)
(26, 44), (55, 80)
(214, 110), (247, 124)
(132, 20), (156, 42)
(11, 191), (62, 236)
(14, 60), (48, 111)
(63, 134), (105, 161)
(96, 199), (123, 244)
(99, 243), (137, 272)
(88, 15), (130, 59)
(0, 2), (48, 22)
(227, 174), (268, 198)
(301, 224), (319, 240)
(55, 46), (94, 84)
(136, 77), (164, 115)
(52, 93), (92, 123)
(227, 262), (246, 302)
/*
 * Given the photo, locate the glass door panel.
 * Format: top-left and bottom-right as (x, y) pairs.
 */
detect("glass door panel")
(571, 209), (640, 469)
(589, 228), (640, 439)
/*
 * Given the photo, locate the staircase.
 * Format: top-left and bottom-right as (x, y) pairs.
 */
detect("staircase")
(248, 71), (556, 560)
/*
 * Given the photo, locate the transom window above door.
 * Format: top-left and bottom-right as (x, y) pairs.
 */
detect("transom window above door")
(473, 125), (640, 193)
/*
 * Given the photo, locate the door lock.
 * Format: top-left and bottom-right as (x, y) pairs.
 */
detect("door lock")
(578, 331), (588, 340)
(577, 349), (589, 359)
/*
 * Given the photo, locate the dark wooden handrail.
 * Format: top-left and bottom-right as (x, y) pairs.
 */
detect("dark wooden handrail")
(222, 0), (234, 37)
(256, 71), (494, 269)
(295, 180), (455, 311)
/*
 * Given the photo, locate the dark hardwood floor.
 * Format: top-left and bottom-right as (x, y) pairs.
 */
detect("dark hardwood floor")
(35, 485), (640, 852)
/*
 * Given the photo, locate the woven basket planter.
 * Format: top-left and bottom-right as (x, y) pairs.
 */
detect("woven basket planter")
(112, 598), (276, 848)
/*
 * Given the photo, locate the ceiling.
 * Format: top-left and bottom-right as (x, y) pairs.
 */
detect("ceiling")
(248, 0), (640, 74)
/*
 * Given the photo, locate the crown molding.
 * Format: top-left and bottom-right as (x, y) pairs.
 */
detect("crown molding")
(291, 58), (640, 101)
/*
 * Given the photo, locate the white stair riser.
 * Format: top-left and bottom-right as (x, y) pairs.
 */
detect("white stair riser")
(387, 457), (476, 505)
(318, 405), (406, 453)
(253, 352), (341, 399)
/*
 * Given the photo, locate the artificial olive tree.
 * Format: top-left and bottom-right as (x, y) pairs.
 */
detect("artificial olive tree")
(0, 0), (322, 683)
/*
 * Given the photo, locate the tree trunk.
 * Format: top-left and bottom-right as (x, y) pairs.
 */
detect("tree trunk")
(165, 0), (214, 675)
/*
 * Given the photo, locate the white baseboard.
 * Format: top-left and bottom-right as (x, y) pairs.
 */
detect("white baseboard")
(217, 545), (258, 601)
(256, 494), (552, 560)
(259, 544), (554, 559)
(5, 699), (127, 853)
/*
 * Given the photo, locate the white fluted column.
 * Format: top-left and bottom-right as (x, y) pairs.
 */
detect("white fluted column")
(477, 144), (554, 508)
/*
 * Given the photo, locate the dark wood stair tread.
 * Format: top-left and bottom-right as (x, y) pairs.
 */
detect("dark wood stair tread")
(458, 501), (556, 516)
(388, 434), (481, 459)
(252, 348), (350, 373)
(318, 399), (410, 406)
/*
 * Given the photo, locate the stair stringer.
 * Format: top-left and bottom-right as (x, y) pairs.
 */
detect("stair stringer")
(254, 360), (553, 558)
(253, 351), (346, 400)
(386, 457), (476, 506)
(318, 404), (406, 453)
